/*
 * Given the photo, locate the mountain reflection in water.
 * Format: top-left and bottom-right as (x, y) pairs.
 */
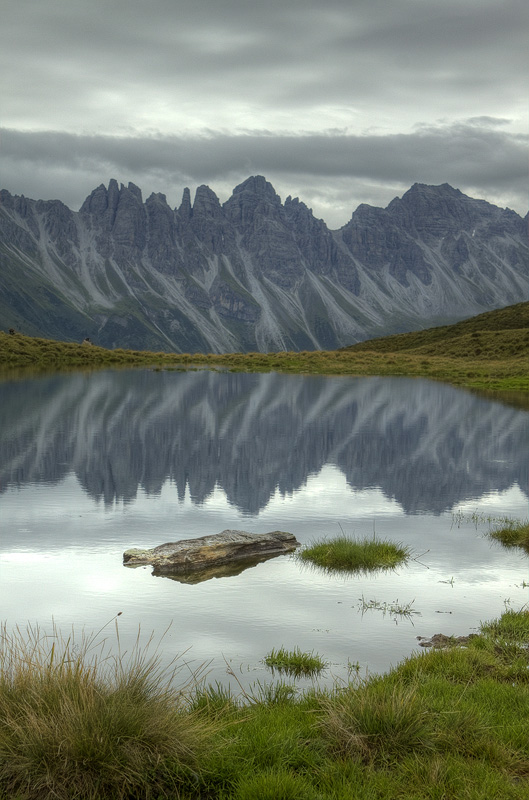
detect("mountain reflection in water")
(0, 369), (528, 516)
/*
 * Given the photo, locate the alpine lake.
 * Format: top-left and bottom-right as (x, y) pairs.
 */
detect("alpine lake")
(1, 367), (529, 693)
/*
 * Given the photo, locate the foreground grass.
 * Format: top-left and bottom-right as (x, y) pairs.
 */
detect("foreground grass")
(298, 535), (411, 574)
(3, 299), (529, 394)
(3, 611), (529, 798)
(0, 623), (214, 800)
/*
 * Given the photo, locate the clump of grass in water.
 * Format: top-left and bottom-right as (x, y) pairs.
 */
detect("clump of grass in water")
(298, 534), (411, 573)
(488, 519), (529, 552)
(263, 647), (327, 678)
(0, 620), (216, 800)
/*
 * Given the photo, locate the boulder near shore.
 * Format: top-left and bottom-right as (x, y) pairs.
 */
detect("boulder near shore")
(123, 529), (300, 574)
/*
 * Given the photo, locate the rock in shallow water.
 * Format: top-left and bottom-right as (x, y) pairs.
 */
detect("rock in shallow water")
(123, 529), (300, 574)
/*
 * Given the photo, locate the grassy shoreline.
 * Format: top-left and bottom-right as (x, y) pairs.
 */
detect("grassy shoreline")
(3, 610), (529, 798)
(2, 327), (529, 394)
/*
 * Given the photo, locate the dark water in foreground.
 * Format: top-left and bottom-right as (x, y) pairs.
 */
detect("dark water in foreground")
(1, 369), (529, 689)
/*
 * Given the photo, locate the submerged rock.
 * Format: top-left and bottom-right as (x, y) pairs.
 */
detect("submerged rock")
(123, 529), (299, 575)
(417, 633), (478, 649)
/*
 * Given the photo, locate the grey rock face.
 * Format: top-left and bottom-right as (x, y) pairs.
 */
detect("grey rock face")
(0, 178), (528, 351)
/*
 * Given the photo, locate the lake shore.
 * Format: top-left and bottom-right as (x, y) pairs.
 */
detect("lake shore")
(2, 329), (529, 395)
(2, 608), (529, 799)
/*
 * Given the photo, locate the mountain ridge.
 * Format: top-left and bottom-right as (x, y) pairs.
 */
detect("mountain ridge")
(1, 177), (527, 352)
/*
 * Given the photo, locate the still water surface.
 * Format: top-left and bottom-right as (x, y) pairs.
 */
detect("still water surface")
(1, 369), (529, 690)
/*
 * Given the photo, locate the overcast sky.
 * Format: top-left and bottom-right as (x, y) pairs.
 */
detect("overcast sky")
(1, 0), (527, 227)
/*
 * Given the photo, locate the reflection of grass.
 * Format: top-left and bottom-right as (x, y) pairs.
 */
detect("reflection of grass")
(488, 519), (529, 552)
(298, 535), (411, 573)
(357, 596), (419, 622)
(263, 647), (327, 678)
(452, 509), (516, 529)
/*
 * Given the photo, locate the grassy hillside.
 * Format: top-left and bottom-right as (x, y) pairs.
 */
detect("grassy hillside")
(2, 302), (529, 392)
(344, 301), (529, 359)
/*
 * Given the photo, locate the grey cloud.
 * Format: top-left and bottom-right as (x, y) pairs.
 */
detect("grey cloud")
(2, 0), (527, 122)
(1, 1), (526, 226)
(1, 120), (526, 228)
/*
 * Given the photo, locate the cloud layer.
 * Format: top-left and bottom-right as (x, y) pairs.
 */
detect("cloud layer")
(1, 0), (527, 226)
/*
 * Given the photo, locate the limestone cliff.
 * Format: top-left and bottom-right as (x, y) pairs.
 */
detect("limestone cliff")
(0, 178), (527, 351)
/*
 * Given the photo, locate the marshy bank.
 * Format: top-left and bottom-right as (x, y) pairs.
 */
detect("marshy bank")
(2, 610), (529, 799)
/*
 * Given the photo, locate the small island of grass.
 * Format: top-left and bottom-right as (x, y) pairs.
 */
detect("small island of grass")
(488, 519), (529, 552)
(297, 534), (411, 573)
(263, 647), (327, 678)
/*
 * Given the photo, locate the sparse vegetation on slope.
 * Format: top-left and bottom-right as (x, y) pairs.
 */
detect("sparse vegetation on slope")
(345, 301), (529, 358)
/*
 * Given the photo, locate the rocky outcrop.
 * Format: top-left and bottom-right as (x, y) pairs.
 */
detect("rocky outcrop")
(123, 530), (300, 574)
(0, 178), (527, 351)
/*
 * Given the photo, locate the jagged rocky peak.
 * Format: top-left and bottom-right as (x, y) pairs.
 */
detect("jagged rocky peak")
(145, 191), (169, 208)
(386, 182), (502, 239)
(284, 194), (315, 222)
(35, 197), (78, 247)
(79, 179), (121, 227)
(145, 192), (175, 252)
(1, 174), (528, 354)
(125, 182), (143, 203)
(79, 178), (147, 249)
(189, 185), (232, 253)
(80, 179), (143, 216)
(223, 175), (282, 225)
(192, 185), (223, 217)
(178, 187), (192, 219)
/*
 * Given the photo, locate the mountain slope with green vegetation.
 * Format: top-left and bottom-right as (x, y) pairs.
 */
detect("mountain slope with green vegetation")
(344, 300), (529, 359)
(1, 301), (529, 393)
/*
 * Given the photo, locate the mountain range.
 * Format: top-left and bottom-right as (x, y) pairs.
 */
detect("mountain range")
(1, 177), (527, 352)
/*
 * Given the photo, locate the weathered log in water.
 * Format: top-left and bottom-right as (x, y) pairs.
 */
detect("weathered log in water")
(123, 529), (300, 575)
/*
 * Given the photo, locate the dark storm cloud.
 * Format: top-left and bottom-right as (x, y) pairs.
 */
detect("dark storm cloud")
(1, 0), (527, 226)
(1, 119), (526, 226)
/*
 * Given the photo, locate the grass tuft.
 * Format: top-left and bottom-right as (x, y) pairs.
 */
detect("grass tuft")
(0, 622), (215, 800)
(298, 534), (411, 574)
(488, 519), (529, 552)
(233, 767), (322, 800)
(319, 680), (436, 765)
(263, 647), (327, 678)
(357, 595), (419, 622)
